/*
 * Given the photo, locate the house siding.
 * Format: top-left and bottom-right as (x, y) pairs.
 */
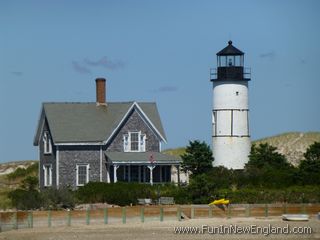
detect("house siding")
(58, 145), (101, 189)
(39, 119), (57, 189)
(107, 109), (160, 152)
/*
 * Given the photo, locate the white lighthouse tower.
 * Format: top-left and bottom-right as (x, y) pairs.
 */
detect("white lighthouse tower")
(211, 41), (251, 169)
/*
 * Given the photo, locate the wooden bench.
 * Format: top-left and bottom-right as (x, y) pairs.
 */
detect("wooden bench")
(137, 198), (152, 205)
(158, 197), (175, 205)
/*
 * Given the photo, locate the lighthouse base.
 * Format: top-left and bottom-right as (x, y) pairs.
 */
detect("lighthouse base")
(212, 137), (251, 169)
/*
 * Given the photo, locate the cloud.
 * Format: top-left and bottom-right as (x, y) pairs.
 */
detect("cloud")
(11, 71), (23, 76)
(299, 58), (306, 64)
(72, 61), (91, 74)
(259, 51), (276, 60)
(152, 86), (179, 93)
(84, 56), (125, 70)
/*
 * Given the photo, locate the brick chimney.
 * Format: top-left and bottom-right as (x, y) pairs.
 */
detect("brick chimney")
(95, 78), (106, 105)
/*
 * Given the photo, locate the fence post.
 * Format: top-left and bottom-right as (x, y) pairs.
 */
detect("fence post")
(140, 207), (144, 223)
(160, 207), (164, 222)
(264, 204), (268, 217)
(48, 210), (52, 227)
(86, 208), (90, 225)
(227, 205), (231, 219)
(27, 212), (30, 228)
(13, 212), (18, 230)
(122, 207), (126, 224)
(301, 203), (306, 214)
(191, 206), (195, 219)
(67, 210), (71, 226)
(0, 212), (2, 233)
(245, 204), (251, 217)
(283, 203), (287, 214)
(209, 206), (213, 218)
(177, 206), (181, 221)
(28, 211), (33, 228)
(104, 208), (108, 224)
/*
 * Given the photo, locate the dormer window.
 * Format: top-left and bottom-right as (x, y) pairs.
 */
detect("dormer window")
(123, 131), (146, 152)
(43, 131), (52, 154)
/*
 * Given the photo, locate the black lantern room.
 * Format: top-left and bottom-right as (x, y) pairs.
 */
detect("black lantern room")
(210, 41), (250, 81)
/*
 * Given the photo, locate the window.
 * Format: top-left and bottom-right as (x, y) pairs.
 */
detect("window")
(77, 164), (89, 186)
(43, 164), (52, 187)
(43, 131), (52, 154)
(130, 132), (139, 151)
(123, 132), (146, 152)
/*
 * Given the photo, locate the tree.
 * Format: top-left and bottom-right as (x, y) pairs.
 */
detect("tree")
(298, 142), (320, 185)
(21, 176), (38, 191)
(304, 141), (320, 162)
(181, 140), (213, 176)
(245, 143), (295, 188)
(246, 143), (291, 170)
(187, 174), (213, 204)
(8, 176), (41, 210)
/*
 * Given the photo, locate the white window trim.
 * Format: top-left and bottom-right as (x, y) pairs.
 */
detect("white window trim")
(43, 164), (52, 187)
(123, 131), (146, 152)
(43, 131), (52, 154)
(123, 134), (129, 152)
(76, 164), (90, 186)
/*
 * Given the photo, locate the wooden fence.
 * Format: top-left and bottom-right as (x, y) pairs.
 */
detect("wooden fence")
(0, 203), (319, 232)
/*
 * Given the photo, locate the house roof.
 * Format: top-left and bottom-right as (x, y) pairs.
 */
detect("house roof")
(33, 102), (167, 145)
(105, 152), (181, 164)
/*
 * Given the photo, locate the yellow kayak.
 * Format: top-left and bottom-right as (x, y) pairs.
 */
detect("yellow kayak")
(209, 199), (230, 205)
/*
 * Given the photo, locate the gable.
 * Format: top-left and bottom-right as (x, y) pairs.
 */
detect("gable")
(106, 108), (162, 152)
(104, 102), (167, 145)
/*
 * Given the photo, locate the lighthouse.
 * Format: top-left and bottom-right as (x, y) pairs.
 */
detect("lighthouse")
(210, 41), (251, 169)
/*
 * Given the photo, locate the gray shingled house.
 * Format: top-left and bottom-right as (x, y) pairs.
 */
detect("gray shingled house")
(34, 78), (182, 189)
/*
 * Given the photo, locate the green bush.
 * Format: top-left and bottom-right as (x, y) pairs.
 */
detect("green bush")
(76, 182), (156, 206)
(41, 187), (76, 210)
(214, 186), (320, 204)
(75, 182), (189, 206)
(8, 189), (42, 210)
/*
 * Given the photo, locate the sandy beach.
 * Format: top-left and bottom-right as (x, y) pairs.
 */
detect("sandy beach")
(1, 216), (319, 240)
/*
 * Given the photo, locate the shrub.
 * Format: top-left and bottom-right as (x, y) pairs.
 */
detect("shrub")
(41, 187), (76, 210)
(75, 182), (155, 206)
(187, 174), (214, 204)
(8, 189), (42, 210)
(214, 186), (320, 204)
(75, 182), (189, 206)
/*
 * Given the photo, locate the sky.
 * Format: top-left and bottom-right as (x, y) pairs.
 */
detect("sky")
(0, 0), (320, 163)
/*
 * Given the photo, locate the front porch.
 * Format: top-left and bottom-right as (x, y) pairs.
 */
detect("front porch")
(105, 152), (182, 185)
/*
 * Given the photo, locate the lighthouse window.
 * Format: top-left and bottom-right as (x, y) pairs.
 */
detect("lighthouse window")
(227, 56), (234, 66)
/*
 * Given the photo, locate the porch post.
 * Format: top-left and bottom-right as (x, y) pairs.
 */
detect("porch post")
(177, 165), (180, 186)
(147, 165), (155, 186)
(113, 165), (119, 183)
